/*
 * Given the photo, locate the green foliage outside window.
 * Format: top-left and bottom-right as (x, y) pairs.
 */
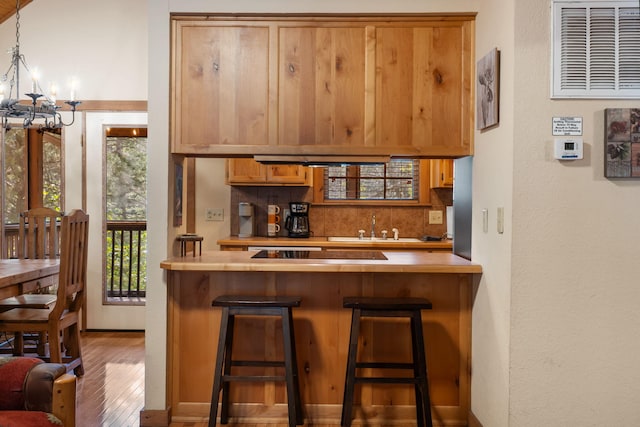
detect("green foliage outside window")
(3, 129), (26, 224)
(105, 136), (148, 299)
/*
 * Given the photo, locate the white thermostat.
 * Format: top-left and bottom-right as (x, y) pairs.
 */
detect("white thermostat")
(554, 138), (583, 160)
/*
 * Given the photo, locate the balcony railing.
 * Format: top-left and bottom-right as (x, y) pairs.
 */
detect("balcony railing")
(4, 220), (146, 304)
(106, 220), (147, 303)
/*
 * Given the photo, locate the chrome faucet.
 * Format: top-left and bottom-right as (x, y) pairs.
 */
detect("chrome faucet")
(371, 214), (376, 238)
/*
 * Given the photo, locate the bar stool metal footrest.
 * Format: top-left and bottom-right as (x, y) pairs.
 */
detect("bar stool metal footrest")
(209, 295), (304, 427)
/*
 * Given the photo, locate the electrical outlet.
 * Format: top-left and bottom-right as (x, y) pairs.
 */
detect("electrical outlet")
(428, 210), (443, 224)
(206, 208), (224, 221)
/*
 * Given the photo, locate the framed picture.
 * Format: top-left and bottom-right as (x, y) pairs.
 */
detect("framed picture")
(174, 161), (183, 226)
(604, 108), (640, 178)
(476, 48), (500, 130)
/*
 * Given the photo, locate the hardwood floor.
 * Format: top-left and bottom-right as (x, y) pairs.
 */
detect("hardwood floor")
(74, 332), (414, 427)
(78, 332), (301, 427)
(77, 331), (145, 427)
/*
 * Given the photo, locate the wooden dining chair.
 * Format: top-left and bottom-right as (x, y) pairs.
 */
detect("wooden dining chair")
(0, 209), (89, 376)
(0, 208), (62, 355)
(17, 207), (61, 260)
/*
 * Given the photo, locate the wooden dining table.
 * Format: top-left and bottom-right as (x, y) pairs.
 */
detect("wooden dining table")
(0, 259), (60, 300)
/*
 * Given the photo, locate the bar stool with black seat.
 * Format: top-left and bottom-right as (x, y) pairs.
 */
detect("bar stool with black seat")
(341, 296), (433, 427)
(209, 295), (304, 427)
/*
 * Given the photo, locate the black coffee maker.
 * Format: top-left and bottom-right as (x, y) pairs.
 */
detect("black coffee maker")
(285, 202), (310, 238)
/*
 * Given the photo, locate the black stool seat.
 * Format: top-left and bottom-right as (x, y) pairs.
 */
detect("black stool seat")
(343, 296), (432, 311)
(341, 296), (433, 427)
(213, 295), (302, 308)
(209, 295), (303, 427)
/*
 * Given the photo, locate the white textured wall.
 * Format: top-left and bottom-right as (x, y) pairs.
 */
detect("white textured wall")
(0, 0), (147, 101)
(471, 1), (514, 426)
(509, 1), (640, 425)
(195, 159), (231, 251)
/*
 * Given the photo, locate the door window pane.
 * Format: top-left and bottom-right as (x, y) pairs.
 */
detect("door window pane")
(105, 130), (147, 303)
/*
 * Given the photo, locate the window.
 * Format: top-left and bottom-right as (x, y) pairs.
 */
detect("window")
(104, 128), (147, 304)
(314, 159), (430, 205)
(42, 131), (63, 212)
(3, 129), (27, 225)
(2, 128), (63, 258)
(552, 1), (640, 98)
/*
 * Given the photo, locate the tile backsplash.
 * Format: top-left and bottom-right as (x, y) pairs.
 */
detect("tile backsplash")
(230, 186), (452, 239)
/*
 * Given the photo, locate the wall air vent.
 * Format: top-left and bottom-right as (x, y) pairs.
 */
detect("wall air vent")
(552, 1), (640, 98)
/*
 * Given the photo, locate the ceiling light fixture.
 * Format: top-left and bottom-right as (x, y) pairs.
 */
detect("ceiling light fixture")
(0, 0), (80, 130)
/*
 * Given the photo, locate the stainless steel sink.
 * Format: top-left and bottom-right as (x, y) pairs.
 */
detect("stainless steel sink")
(327, 236), (422, 243)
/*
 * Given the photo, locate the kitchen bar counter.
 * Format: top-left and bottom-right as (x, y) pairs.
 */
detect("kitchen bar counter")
(162, 250), (481, 426)
(217, 236), (453, 251)
(162, 249), (476, 273)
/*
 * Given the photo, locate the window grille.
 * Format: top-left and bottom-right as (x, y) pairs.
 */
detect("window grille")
(323, 159), (419, 201)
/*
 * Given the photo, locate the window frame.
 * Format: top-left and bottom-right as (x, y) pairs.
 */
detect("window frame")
(312, 159), (431, 206)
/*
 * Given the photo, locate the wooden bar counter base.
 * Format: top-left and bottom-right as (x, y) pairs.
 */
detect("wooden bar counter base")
(161, 250), (482, 426)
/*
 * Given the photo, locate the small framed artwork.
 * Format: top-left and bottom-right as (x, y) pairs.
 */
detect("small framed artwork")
(604, 108), (640, 178)
(174, 161), (183, 226)
(477, 48), (500, 130)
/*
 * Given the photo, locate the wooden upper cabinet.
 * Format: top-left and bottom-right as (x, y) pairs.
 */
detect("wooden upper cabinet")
(172, 22), (271, 154)
(278, 26), (369, 149)
(226, 158), (311, 186)
(375, 24), (473, 157)
(430, 159), (454, 188)
(171, 16), (475, 157)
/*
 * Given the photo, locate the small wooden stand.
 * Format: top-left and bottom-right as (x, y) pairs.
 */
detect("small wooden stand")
(177, 234), (203, 257)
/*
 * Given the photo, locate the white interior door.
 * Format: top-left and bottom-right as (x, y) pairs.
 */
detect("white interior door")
(85, 112), (147, 330)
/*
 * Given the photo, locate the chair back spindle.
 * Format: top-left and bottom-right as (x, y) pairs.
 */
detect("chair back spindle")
(18, 207), (61, 260)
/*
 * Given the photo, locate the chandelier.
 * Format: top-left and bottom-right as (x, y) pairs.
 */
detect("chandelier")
(0, 0), (80, 130)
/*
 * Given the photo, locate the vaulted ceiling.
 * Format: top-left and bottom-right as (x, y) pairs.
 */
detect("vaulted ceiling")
(0, 0), (31, 25)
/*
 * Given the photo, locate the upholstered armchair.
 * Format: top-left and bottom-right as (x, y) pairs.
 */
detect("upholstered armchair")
(0, 357), (76, 427)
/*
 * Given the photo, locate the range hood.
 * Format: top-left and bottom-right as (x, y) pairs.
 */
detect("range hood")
(254, 155), (391, 166)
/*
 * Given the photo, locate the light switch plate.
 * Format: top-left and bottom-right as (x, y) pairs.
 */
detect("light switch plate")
(206, 208), (224, 221)
(482, 209), (488, 233)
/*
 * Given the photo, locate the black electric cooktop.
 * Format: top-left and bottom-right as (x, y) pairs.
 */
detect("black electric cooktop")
(252, 250), (388, 260)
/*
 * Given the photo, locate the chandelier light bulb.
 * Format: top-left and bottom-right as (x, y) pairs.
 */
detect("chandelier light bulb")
(49, 83), (57, 103)
(30, 68), (39, 94)
(69, 78), (78, 102)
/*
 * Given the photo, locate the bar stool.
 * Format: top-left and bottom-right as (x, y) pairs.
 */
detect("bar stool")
(341, 296), (433, 427)
(209, 295), (304, 427)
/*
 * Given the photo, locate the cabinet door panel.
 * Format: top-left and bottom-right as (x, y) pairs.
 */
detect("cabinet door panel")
(429, 26), (463, 151)
(227, 158), (266, 183)
(376, 24), (470, 155)
(430, 159), (454, 188)
(266, 164), (308, 184)
(176, 25), (270, 151)
(226, 159), (310, 185)
(376, 27), (419, 147)
(279, 26), (367, 148)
